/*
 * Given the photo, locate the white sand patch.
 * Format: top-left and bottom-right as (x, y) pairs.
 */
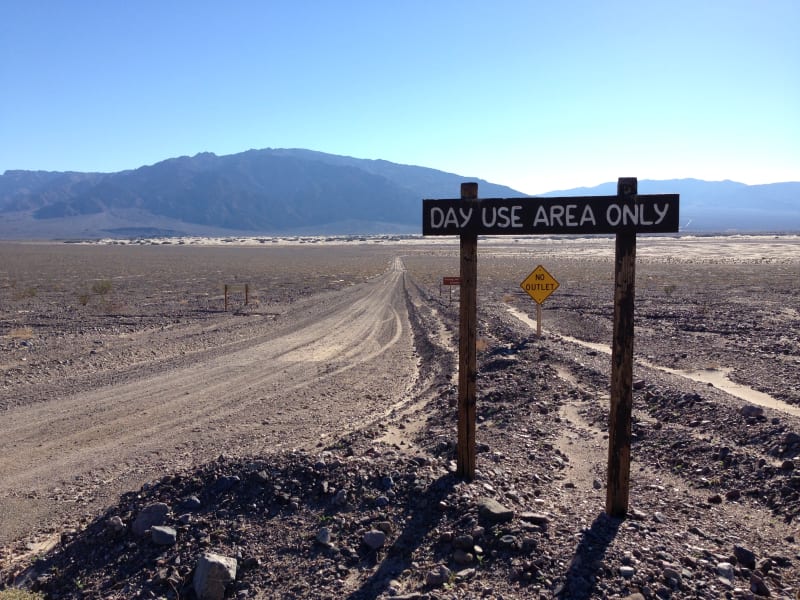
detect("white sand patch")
(506, 305), (800, 417)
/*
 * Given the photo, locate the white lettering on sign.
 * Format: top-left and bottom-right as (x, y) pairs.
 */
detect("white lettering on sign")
(430, 206), (474, 229)
(580, 204), (597, 226)
(606, 205), (622, 226)
(533, 204), (597, 228)
(533, 206), (548, 227)
(423, 195), (678, 235)
(606, 203), (670, 227)
(653, 203), (669, 224)
(481, 205), (523, 228)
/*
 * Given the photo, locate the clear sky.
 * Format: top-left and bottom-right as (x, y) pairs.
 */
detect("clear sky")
(2, 1), (798, 194)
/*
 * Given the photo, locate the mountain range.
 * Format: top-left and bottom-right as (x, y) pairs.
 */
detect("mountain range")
(1, 148), (798, 238)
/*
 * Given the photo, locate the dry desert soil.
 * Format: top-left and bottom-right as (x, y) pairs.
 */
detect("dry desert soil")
(1, 235), (799, 599)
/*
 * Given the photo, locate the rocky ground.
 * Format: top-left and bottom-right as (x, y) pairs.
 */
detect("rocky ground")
(1, 237), (799, 599)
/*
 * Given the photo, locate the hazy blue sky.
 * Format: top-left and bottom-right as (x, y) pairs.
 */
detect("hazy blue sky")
(2, 1), (798, 193)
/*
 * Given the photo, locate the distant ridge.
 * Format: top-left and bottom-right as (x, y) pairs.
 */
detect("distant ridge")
(0, 149), (520, 239)
(1, 149), (798, 238)
(544, 178), (800, 232)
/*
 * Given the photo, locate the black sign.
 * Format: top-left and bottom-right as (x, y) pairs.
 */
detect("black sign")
(422, 194), (680, 236)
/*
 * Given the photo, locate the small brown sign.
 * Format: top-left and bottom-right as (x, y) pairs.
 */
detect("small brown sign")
(442, 276), (461, 286)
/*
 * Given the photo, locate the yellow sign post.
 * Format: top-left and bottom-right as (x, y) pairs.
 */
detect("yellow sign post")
(520, 265), (559, 336)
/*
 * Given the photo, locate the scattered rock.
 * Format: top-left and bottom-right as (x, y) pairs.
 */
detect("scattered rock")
(784, 432), (800, 446)
(182, 495), (202, 510)
(363, 529), (386, 550)
(716, 561), (735, 584)
(740, 404), (764, 419)
(150, 525), (177, 545)
(628, 507), (647, 521)
(750, 571), (770, 596)
(212, 474), (240, 494)
(477, 497), (513, 523)
(455, 567), (476, 581)
(734, 544), (757, 569)
(425, 564), (452, 587)
(725, 489), (742, 501)
(519, 512), (550, 525)
(334, 489), (348, 506)
(662, 565), (681, 587)
(620, 565), (635, 579)
(316, 527), (332, 545)
(132, 502), (170, 536)
(106, 515), (125, 534)
(193, 552), (237, 600)
(497, 534), (517, 549)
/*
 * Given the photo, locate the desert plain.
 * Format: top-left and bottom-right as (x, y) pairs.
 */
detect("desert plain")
(1, 234), (799, 599)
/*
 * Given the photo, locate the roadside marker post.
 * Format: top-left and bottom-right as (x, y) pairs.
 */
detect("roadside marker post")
(224, 283), (250, 311)
(423, 179), (679, 515)
(441, 276), (461, 304)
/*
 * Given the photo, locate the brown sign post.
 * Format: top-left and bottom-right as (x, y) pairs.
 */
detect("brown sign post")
(423, 179), (679, 514)
(457, 183), (478, 479)
(607, 178), (638, 517)
(224, 283), (250, 311)
(441, 276), (461, 304)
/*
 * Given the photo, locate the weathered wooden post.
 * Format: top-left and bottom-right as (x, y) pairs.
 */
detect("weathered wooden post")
(606, 177), (638, 517)
(536, 303), (542, 337)
(224, 284), (229, 311)
(458, 182), (478, 479)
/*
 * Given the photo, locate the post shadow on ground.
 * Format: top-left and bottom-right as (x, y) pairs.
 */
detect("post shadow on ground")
(345, 473), (458, 600)
(558, 511), (623, 599)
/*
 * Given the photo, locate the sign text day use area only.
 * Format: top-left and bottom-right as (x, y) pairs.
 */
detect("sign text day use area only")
(422, 179), (681, 516)
(422, 194), (679, 236)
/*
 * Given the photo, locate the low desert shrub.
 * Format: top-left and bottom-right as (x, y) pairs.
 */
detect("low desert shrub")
(91, 279), (113, 295)
(0, 590), (45, 600)
(12, 286), (37, 300)
(8, 326), (34, 340)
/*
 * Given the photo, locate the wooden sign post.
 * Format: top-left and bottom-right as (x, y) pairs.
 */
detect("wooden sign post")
(224, 283), (250, 311)
(457, 183), (478, 479)
(606, 178), (637, 517)
(423, 178), (679, 515)
(441, 276), (461, 304)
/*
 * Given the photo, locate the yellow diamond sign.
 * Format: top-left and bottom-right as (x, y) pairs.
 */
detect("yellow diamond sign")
(521, 265), (559, 304)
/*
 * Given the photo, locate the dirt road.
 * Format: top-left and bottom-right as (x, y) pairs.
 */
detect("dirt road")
(0, 257), (418, 546)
